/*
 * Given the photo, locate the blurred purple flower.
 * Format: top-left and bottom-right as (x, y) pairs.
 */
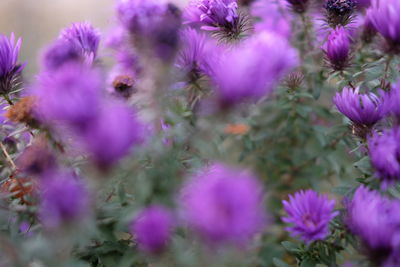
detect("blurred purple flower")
(212, 31), (298, 107)
(42, 40), (83, 71)
(130, 205), (174, 253)
(383, 81), (400, 119)
(180, 163), (266, 246)
(357, 0), (371, 8)
(79, 101), (144, 168)
(184, 0), (239, 32)
(32, 63), (102, 131)
(368, 0), (400, 51)
(285, 0), (310, 13)
(60, 22), (100, 59)
(346, 186), (400, 265)
(39, 171), (89, 228)
(323, 26), (350, 71)
(333, 87), (385, 126)
(0, 33), (24, 94)
(367, 128), (400, 186)
(282, 190), (338, 243)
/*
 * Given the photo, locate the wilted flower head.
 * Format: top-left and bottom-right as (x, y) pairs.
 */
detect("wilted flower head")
(130, 206), (174, 253)
(213, 31), (298, 107)
(184, 0), (241, 37)
(323, 26), (350, 71)
(282, 190), (338, 243)
(333, 87), (385, 127)
(180, 163), (266, 246)
(0, 33), (24, 94)
(325, 0), (356, 27)
(32, 63), (102, 131)
(367, 128), (400, 186)
(39, 171), (89, 228)
(59, 22), (101, 60)
(346, 186), (400, 265)
(367, 0), (400, 52)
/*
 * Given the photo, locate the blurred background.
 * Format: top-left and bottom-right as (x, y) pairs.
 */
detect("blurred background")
(0, 0), (187, 79)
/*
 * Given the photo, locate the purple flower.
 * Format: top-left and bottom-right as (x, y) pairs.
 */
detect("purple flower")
(79, 101), (144, 168)
(0, 33), (24, 94)
(383, 81), (400, 119)
(346, 186), (400, 265)
(179, 163), (266, 246)
(367, 0), (400, 51)
(325, 0), (356, 27)
(176, 28), (219, 79)
(212, 31), (298, 107)
(130, 206), (174, 253)
(184, 0), (239, 32)
(282, 190), (338, 243)
(357, 0), (371, 8)
(323, 26), (350, 71)
(59, 22), (101, 60)
(285, 0), (310, 13)
(42, 40), (83, 71)
(39, 171), (89, 228)
(333, 87), (385, 126)
(32, 63), (102, 131)
(367, 128), (400, 186)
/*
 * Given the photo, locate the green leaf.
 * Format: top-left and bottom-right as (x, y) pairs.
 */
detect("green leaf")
(273, 258), (292, 267)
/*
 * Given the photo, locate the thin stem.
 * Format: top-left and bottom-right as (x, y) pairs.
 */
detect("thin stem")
(2, 94), (14, 105)
(0, 142), (16, 170)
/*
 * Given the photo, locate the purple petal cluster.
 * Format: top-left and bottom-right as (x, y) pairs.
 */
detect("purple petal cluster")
(333, 87), (385, 126)
(212, 31), (298, 107)
(346, 186), (400, 265)
(130, 206), (174, 253)
(39, 171), (89, 228)
(368, 0), (400, 50)
(0, 33), (24, 94)
(324, 26), (350, 71)
(282, 190), (338, 243)
(367, 128), (400, 186)
(184, 0), (239, 32)
(180, 163), (266, 246)
(383, 81), (400, 119)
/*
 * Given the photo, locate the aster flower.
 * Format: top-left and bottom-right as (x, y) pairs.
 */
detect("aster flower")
(79, 101), (144, 168)
(130, 206), (174, 253)
(32, 63), (102, 131)
(323, 26), (351, 71)
(59, 22), (101, 60)
(367, 128), (400, 186)
(179, 163), (266, 246)
(212, 31), (298, 107)
(333, 87), (385, 131)
(346, 186), (400, 265)
(325, 0), (356, 27)
(42, 40), (83, 71)
(184, 0), (242, 38)
(0, 33), (24, 95)
(383, 81), (400, 120)
(39, 171), (89, 228)
(282, 190), (338, 243)
(367, 0), (400, 52)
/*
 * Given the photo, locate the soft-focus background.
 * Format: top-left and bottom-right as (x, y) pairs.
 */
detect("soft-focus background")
(0, 0), (187, 78)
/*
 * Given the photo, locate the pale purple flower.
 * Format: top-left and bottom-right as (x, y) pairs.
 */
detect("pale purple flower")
(333, 87), (385, 126)
(346, 186), (400, 265)
(323, 26), (350, 71)
(282, 190), (338, 243)
(39, 171), (89, 228)
(212, 31), (298, 107)
(367, 128), (400, 186)
(180, 163), (266, 246)
(367, 0), (400, 50)
(130, 206), (174, 253)
(0, 33), (24, 94)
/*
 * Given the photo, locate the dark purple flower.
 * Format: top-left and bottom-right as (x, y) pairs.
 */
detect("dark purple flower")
(179, 163), (266, 246)
(285, 0), (310, 13)
(130, 206), (174, 253)
(79, 101), (144, 167)
(356, 0), (371, 8)
(39, 171), (89, 228)
(367, 0), (400, 51)
(346, 186), (400, 265)
(282, 190), (338, 243)
(42, 40), (83, 71)
(333, 87), (385, 126)
(212, 31), (298, 107)
(59, 22), (101, 60)
(323, 26), (350, 71)
(32, 63), (102, 131)
(367, 128), (400, 186)
(184, 0), (239, 33)
(0, 33), (24, 94)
